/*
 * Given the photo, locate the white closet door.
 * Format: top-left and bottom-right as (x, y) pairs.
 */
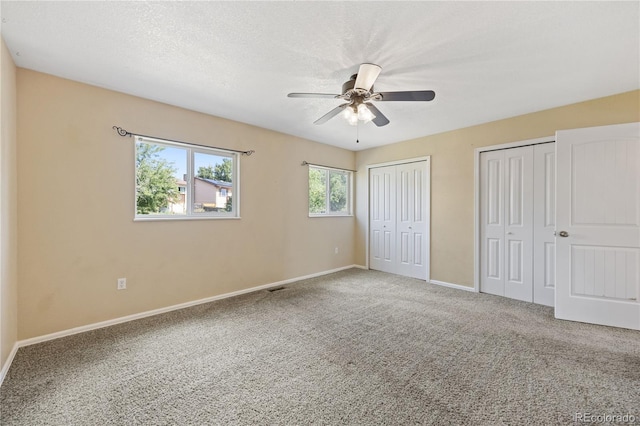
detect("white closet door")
(480, 150), (506, 296)
(396, 162), (428, 280)
(504, 146), (534, 302)
(370, 165), (396, 274)
(369, 160), (429, 279)
(480, 146), (534, 301)
(533, 143), (556, 306)
(555, 122), (640, 330)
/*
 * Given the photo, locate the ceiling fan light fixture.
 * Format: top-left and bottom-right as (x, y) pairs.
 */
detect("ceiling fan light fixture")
(357, 103), (376, 123)
(343, 106), (359, 126)
(289, 62), (434, 129)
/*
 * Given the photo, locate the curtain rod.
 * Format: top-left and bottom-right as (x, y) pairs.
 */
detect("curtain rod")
(112, 126), (255, 156)
(301, 161), (356, 172)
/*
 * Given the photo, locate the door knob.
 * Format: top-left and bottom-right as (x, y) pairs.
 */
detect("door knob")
(557, 231), (569, 237)
(506, 232), (513, 235)
(409, 226), (412, 229)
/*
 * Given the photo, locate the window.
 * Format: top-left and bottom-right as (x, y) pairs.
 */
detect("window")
(308, 166), (352, 216)
(135, 136), (239, 219)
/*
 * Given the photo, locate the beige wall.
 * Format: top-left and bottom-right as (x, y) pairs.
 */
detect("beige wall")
(355, 90), (640, 287)
(10, 66), (640, 341)
(17, 69), (356, 339)
(1, 38), (18, 371)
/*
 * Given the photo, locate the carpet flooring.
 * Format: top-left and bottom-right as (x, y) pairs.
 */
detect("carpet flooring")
(1, 268), (639, 425)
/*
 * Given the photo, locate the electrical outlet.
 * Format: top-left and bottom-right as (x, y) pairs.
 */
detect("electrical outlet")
(335, 247), (339, 254)
(117, 278), (127, 290)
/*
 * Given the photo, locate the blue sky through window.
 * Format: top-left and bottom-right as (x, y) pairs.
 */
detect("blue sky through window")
(156, 146), (229, 181)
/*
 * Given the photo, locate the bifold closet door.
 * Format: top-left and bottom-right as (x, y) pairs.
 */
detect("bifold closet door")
(370, 165), (396, 274)
(370, 161), (428, 279)
(396, 162), (428, 280)
(533, 143), (556, 306)
(479, 150), (505, 296)
(480, 146), (534, 302)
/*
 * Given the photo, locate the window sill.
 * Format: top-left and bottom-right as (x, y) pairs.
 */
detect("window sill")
(308, 214), (354, 218)
(134, 216), (241, 222)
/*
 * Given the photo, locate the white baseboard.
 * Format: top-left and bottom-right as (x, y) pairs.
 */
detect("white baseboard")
(0, 342), (19, 387)
(17, 264), (363, 349)
(429, 279), (476, 292)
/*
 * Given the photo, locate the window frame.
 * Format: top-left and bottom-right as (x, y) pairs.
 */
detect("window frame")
(134, 136), (240, 221)
(308, 165), (353, 217)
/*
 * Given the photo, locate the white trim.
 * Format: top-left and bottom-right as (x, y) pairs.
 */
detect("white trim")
(0, 342), (19, 387)
(134, 216), (242, 222)
(473, 136), (554, 293)
(474, 148), (480, 292)
(365, 171), (370, 270)
(365, 156), (431, 281)
(14, 265), (362, 349)
(307, 165), (354, 217)
(429, 279), (475, 292)
(475, 136), (555, 153)
(366, 156), (431, 169)
(134, 139), (240, 220)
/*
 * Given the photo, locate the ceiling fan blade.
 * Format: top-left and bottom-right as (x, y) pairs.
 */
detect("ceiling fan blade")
(354, 63), (382, 91)
(314, 103), (349, 125)
(288, 93), (340, 99)
(376, 90), (435, 102)
(364, 103), (390, 127)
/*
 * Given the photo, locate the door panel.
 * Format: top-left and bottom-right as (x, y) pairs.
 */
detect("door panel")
(487, 158), (502, 225)
(397, 167), (412, 269)
(370, 166), (396, 273)
(396, 162), (428, 279)
(507, 156), (524, 226)
(414, 169), (423, 223)
(480, 151), (506, 296)
(572, 139), (639, 226)
(544, 243), (556, 285)
(487, 238), (501, 279)
(383, 230), (393, 262)
(533, 143), (556, 306)
(570, 246), (639, 300)
(400, 232), (409, 263)
(555, 122), (640, 330)
(399, 169), (409, 222)
(481, 146), (534, 302)
(414, 233), (423, 267)
(508, 240), (523, 282)
(371, 230), (380, 260)
(504, 146), (534, 302)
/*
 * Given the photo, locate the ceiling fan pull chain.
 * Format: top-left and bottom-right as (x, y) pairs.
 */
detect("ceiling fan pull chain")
(356, 121), (359, 143)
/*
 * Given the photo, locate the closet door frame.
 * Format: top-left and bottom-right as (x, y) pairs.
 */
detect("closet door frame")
(474, 136), (555, 292)
(366, 156), (431, 281)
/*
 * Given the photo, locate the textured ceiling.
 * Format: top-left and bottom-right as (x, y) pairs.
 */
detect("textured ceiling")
(1, 1), (638, 151)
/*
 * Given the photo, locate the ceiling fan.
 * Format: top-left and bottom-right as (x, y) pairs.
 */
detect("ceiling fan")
(287, 63), (435, 127)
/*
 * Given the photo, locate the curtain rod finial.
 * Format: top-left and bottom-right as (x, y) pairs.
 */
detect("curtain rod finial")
(112, 126), (130, 137)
